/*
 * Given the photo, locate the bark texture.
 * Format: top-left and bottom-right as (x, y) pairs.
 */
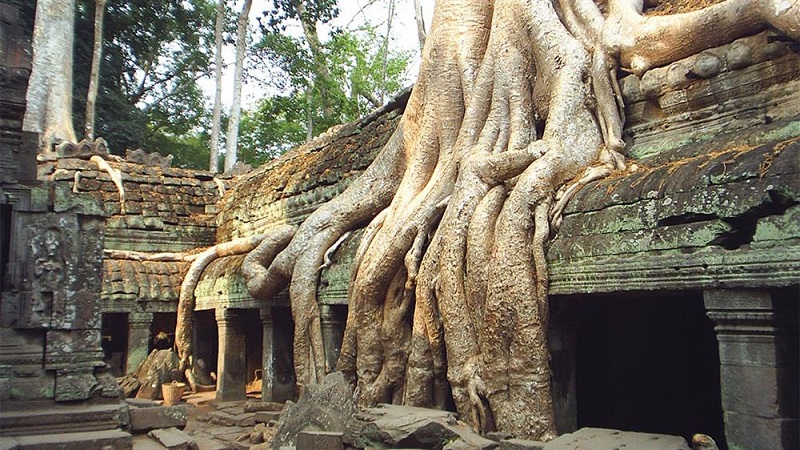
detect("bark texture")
(224, 0), (253, 172)
(24, 0), (78, 149)
(236, 0), (797, 440)
(210, 0), (225, 173)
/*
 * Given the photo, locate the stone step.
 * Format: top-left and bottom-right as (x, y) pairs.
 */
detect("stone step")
(2, 429), (132, 450)
(0, 402), (128, 437)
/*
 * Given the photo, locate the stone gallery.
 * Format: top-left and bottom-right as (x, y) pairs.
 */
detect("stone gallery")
(1, 1), (799, 449)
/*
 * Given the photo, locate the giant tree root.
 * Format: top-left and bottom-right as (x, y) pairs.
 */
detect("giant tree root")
(241, 0), (799, 441)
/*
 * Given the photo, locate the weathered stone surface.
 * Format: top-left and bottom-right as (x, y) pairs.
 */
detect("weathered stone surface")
(135, 349), (180, 400)
(498, 438), (546, 450)
(296, 431), (344, 450)
(148, 427), (196, 450)
(10, 430), (132, 450)
(542, 428), (690, 450)
(129, 405), (188, 432)
(254, 411), (282, 424)
(345, 404), (494, 450)
(244, 400), (285, 413)
(271, 372), (357, 448)
(0, 402), (129, 437)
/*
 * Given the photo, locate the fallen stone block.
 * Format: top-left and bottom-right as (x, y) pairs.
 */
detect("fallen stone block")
(0, 437), (18, 450)
(296, 431), (344, 450)
(244, 400), (284, 413)
(232, 412), (256, 427)
(500, 438), (546, 450)
(12, 430), (132, 450)
(125, 398), (160, 408)
(129, 405), (188, 432)
(206, 410), (236, 426)
(148, 427), (196, 450)
(543, 428), (690, 450)
(346, 404), (494, 450)
(254, 411), (282, 423)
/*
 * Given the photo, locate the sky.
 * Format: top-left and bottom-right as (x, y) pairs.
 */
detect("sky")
(207, 0), (435, 109)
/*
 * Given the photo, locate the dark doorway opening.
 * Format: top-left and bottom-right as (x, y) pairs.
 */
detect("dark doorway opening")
(272, 306), (296, 402)
(575, 291), (726, 448)
(194, 309), (218, 381)
(0, 204), (11, 292)
(241, 309), (263, 397)
(151, 312), (177, 351)
(101, 312), (128, 376)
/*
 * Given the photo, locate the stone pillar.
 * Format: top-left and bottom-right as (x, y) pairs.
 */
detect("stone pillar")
(216, 308), (246, 402)
(126, 312), (152, 375)
(704, 290), (798, 450)
(320, 305), (344, 372)
(260, 308), (275, 401)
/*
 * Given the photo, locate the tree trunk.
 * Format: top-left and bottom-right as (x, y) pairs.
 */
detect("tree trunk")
(224, 0), (252, 172)
(210, 0), (225, 173)
(84, 0), (106, 142)
(297, 0), (333, 122)
(236, 0), (798, 440)
(24, 0), (78, 151)
(413, 0), (427, 52)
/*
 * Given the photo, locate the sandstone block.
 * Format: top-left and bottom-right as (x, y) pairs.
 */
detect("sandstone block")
(129, 405), (187, 432)
(499, 438), (546, 450)
(148, 427), (196, 450)
(296, 431), (343, 450)
(543, 428), (690, 450)
(254, 411), (282, 423)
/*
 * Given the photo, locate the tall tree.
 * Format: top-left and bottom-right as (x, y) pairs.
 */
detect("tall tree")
(223, 0), (252, 172)
(73, 0), (215, 160)
(84, 0), (107, 141)
(413, 0), (426, 52)
(229, 0), (800, 441)
(24, 0), (78, 152)
(240, 26), (410, 160)
(209, 0), (226, 172)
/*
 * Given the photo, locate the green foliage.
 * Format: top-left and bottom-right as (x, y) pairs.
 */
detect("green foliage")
(260, 0), (339, 32)
(238, 95), (307, 164)
(72, 0), (215, 168)
(240, 25), (411, 163)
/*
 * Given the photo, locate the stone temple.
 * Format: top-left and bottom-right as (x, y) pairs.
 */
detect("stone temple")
(1, 2), (798, 449)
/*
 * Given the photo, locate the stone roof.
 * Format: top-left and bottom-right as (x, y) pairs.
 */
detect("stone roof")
(102, 258), (189, 303)
(216, 89), (410, 242)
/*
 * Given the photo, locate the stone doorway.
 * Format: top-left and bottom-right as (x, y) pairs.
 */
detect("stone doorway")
(151, 312), (177, 350)
(101, 312), (129, 376)
(194, 309), (219, 381)
(271, 306), (296, 402)
(573, 292), (726, 448)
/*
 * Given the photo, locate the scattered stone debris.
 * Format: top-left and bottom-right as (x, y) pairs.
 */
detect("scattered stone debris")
(543, 428), (691, 450)
(148, 427), (197, 449)
(129, 405), (188, 432)
(271, 372), (358, 448)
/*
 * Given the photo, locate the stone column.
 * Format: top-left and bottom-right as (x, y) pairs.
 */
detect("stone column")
(319, 305), (344, 372)
(260, 308), (275, 401)
(704, 290), (798, 450)
(216, 308), (246, 402)
(126, 312), (152, 375)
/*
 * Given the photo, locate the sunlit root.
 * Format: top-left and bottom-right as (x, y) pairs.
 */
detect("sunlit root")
(176, 231), (293, 371)
(90, 155), (125, 214)
(104, 249), (198, 262)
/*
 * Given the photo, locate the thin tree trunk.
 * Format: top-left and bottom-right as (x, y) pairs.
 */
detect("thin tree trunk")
(297, 1), (333, 121)
(84, 0), (106, 142)
(224, 0), (252, 172)
(210, 0), (225, 173)
(380, 0), (396, 105)
(413, 0), (427, 53)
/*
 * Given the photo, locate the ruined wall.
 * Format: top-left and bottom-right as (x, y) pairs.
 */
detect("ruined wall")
(37, 158), (229, 310)
(195, 90), (409, 309)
